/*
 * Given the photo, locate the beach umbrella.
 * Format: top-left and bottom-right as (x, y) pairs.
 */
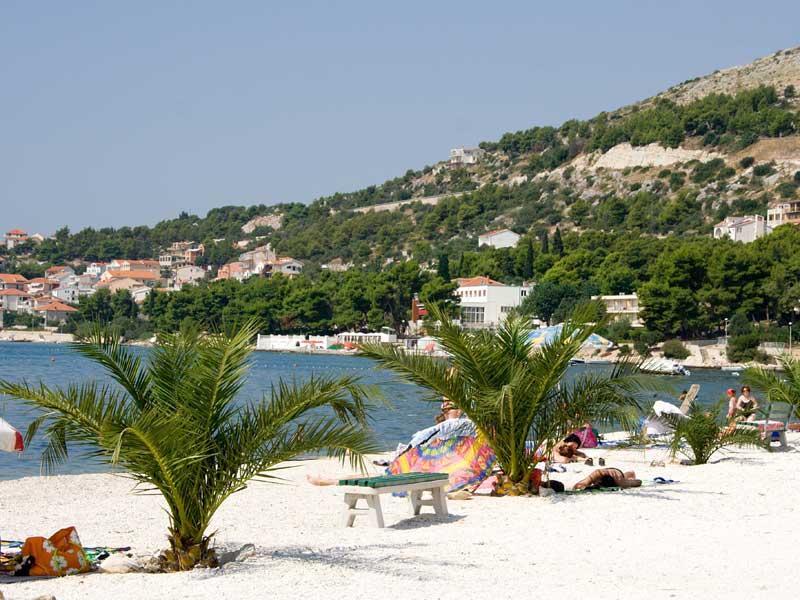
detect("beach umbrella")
(0, 417), (24, 452)
(527, 323), (612, 349)
(389, 435), (496, 492)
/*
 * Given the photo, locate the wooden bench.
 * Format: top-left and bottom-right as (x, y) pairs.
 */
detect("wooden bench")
(338, 473), (450, 528)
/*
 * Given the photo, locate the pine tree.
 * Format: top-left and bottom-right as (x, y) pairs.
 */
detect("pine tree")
(523, 238), (534, 279)
(553, 227), (564, 256)
(457, 253), (466, 278)
(541, 232), (549, 254)
(437, 253), (451, 281)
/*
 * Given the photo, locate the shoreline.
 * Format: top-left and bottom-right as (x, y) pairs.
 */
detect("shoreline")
(0, 333), (775, 370)
(2, 439), (798, 599)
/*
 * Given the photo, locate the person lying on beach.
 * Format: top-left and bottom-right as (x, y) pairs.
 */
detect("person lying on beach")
(550, 433), (587, 463)
(573, 468), (641, 490)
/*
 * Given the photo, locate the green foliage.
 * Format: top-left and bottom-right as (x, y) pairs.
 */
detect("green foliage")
(753, 163), (775, 177)
(739, 156), (755, 169)
(744, 355), (800, 415)
(776, 181), (797, 198)
(0, 322), (377, 570)
(661, 339), (690, 359)
(727, 332), (764, 363)
(359, 306), (644, 488)
(665, 401), (762, 464)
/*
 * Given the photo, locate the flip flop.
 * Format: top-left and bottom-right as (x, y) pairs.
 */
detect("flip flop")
(653, 477), (677, 484)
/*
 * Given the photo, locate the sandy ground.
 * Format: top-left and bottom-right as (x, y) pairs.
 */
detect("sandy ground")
(1, 437), (797, 600)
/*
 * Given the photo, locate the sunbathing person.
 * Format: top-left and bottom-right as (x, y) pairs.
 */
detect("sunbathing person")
(573, 468), (641, 490)
(550, 433), (588, 463)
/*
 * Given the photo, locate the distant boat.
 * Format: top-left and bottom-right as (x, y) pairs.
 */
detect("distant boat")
(721, 364), (746, 371)
(641, 357), (691, 376)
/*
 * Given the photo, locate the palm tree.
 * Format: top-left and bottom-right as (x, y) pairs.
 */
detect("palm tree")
(359, 306), (644, 495)
(0, 321), (378, 571)
(664, 401), (762, 464)
(743, 354), (800, 413)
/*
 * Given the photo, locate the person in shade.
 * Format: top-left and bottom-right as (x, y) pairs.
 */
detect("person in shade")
(735, 386), (759, 422)
(573, 468), (641, 490)
(550, 433), (588, 463)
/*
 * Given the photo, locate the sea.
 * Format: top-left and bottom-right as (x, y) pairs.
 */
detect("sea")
(0, 342), (744, 480)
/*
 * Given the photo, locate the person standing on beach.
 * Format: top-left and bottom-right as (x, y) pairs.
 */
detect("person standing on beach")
(725, 388), (738, 421)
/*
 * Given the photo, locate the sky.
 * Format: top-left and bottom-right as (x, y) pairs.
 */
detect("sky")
(1, 1), (798, 235)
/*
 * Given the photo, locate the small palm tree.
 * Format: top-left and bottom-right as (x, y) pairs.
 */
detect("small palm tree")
(359, 306), (644, 495)
(664, 401), (762, 464)
(0, 321), (378, 571)
(743, 354), (800, 413)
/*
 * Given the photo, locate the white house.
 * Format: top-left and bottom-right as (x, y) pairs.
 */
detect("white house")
(455, 276), (531, 329)
(591, 293), (643, 327)
(449, 147), (484, 166)
(176, 265), (207, 287)
(767, 201), (800, 228)
(478, 229), (521, 249)
(0, 289), (31, 312)
(266, 257), (304, 278)
(712, 215), (769, 243)
(84, 262), (109, 278)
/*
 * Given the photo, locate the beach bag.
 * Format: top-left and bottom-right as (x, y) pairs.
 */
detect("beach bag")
(18, 526), (91, 576)
(573, 426), (598, 448)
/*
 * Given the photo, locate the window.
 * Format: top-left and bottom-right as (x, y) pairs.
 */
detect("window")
(462, 306), (485, 324)
(500, 306), (514, 314)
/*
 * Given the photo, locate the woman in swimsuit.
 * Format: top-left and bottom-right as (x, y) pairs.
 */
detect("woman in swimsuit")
(573, 468), (641, 490)
(735, 386), (759, 422)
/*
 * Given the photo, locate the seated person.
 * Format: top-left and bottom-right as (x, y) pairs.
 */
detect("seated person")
(735, 386), (759, 422)
(573, 468), (641, 490)
(550, 433), (588, 463)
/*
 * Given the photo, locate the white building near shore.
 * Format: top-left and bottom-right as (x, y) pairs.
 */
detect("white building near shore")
(592, 293), (643, 327)
(455, 276), (531, 329)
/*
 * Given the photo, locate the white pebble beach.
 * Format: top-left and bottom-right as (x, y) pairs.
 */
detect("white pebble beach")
(1, 437), (797, 600)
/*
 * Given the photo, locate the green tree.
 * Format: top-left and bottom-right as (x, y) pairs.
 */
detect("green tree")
(540, 231), (549, 254)
(552, 227), (564, 256)
(437, 253), (451, 281)
(0, 322), (377, 570)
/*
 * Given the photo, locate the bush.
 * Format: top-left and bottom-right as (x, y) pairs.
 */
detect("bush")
(794, 171), (800, 184)
(739, 156), (755, 169)
(776, 181), (798, 198)
(604, 317), (633, 343)
(753, 163), (775, 177)
(618, 344), (631, 356)
(786, 84), (796, 99)
(662, 339), (690, 359)
(727, 332), (765, 363)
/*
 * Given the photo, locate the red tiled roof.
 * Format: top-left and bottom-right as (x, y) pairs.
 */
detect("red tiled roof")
(33, 301), (78, 313)
(105, 270), (159, 280)
(6, 229), (27, 235)
(0, 273), (28, 283)
(0, 288), (30, 296)
(480, 228), (515, 237)
(456, 276), (504, 287)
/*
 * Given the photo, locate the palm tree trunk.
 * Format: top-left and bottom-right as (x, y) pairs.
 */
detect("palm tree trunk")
(160, 530), (218, 571)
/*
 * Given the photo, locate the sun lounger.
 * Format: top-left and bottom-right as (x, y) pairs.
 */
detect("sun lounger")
(679, 384), (700, 414)
(737, 401), (793, 449)
(338, 473), (450, 528)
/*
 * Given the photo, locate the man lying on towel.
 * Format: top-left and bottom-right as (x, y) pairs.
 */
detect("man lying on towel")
(573, 468), (641, 490)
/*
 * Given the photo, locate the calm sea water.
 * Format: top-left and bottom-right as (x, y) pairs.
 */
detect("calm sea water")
(0, 342), (741, 480)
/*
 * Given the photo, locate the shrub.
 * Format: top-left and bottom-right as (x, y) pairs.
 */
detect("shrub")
(753, 163), (775, 177)
(785, 84), (796, 99)
(776, 181), (798, 198)
(658, 169), (672, 179)
(665, 401), (762, 464)
(739, 156), (755, 169)
(618, 344), (631, 356)
(662, 339), (691, 359)
(794, 171), (800, 184)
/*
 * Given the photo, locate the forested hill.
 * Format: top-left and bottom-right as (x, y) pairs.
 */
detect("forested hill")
(6, 45), (800, 343)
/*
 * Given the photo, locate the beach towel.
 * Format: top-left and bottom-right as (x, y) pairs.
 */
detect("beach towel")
(17, 526), (91, 577)
(388, 435), (495, 493)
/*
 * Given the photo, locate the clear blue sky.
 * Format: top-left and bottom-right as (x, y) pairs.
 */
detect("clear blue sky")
(1, 1), (798, 234)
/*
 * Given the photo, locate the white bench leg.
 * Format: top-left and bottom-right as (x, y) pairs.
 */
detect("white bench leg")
(366, 495), (385, 528)
(342, 493), (360, 527)
(409, 490), (422, 516)
(432, 486), (448, 517)
(779, 431), (787, 449)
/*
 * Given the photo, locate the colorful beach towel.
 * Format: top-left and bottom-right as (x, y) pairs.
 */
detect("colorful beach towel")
(388, 435), (495, 492)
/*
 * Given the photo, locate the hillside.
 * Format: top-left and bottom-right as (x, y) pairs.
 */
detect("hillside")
(6, 45), (800, 343)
